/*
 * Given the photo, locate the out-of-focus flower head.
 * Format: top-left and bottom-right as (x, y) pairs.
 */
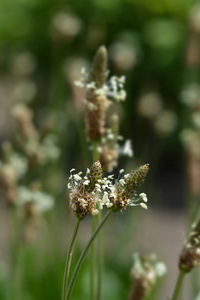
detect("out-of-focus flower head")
(10, 52), (36, 78)
(179, 219), (200, 273)
(0, 143), (28, 205)
(129, 253), (166, 300)
(75, 46), (127, 141)
(16, 185), (54, 216)
(153, 110), (178, 137)
(109, 42), (137, 71)
(51, 12), (82, 41)
(137, 92), (163, 119)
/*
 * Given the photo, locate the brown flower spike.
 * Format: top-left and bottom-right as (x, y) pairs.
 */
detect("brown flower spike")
(85, 46), (110, 141)
(179, 219), (200, 272)
(99, 114), (119, 172)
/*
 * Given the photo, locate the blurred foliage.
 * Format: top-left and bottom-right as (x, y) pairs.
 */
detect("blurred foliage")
(0, 0), (199, 299)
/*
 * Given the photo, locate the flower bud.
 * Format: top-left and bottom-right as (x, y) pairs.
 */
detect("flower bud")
(129, 253), (166, 300)
(88, 46), (107, 89)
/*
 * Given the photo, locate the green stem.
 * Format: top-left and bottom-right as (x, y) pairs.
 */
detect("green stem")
(90, 217), (97, 300)
(66, 210), (112, 300)
(171, 270), (185, 300)
(62, 219), (81, 300)
(97, 210), (103, 300)
(91, 139), (101, 300)
(92, 140), (99, 162)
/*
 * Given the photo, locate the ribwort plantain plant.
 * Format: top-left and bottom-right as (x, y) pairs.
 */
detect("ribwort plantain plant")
(63, 46), (150, 300)
(64, 162), (149, 300)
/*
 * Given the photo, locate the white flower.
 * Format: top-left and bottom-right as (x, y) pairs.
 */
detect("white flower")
(16, 186), (54, 213)
(155, 262), (167, 277)
(122, 140), (133, 157)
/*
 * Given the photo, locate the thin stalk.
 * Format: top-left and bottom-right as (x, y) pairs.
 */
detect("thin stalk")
(66, 210), (112, 300)
(92, 140), (99, 162)
(96, 209), (103, 300)
(62, 219), (81, 300)
(90, 139), (100, 300)
(171, 270), (185, 300)
(90, 216), (97, 300)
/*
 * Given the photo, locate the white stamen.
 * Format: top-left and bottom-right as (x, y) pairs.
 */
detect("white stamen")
(139, 193), (148, 203)
(83, 180), (90, 185)
(140, 203), (148, 209)
(73, 174), (82, 181)
(119, 179), (125, 186)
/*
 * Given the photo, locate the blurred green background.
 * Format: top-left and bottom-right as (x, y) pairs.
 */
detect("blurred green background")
(0, 0), (199, 299)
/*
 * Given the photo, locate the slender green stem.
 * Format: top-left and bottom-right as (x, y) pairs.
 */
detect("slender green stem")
(171, 270), (185, 300)
(92, 140), (99, 162)
(66, 210), (112, 300)
(97, 209), (103, 300)
(90, 139), (100, 300)
(62, 219), (81, 300)
(90, 216), (97, 300)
